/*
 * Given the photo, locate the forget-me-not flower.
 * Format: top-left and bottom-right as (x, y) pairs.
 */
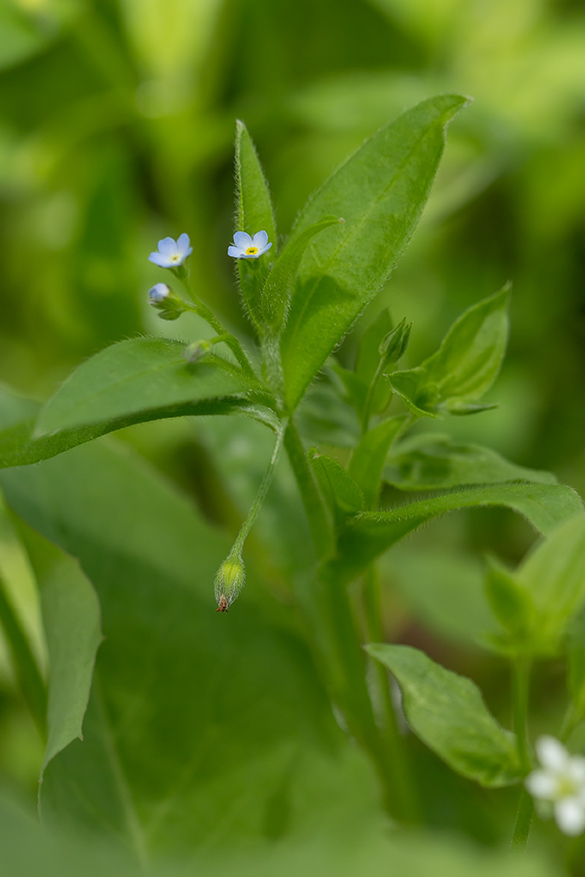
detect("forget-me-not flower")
(149, 233), (193, 268)
(526, 736), (585, 836)
(228, 230), (272, 259)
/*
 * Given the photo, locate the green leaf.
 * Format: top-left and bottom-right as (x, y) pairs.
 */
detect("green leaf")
(329, 482), (584, 584)
(384, 434), (557, 491)
(261, 216), (341, 332)
(567, 607), (585, 723)
(349, 416), (407, 508)
(28, 336), (276, 438)
(387, 289), (509, 417)
(515, 513), (585, 652)
(41, 557), (103, 777)
(366, 644), (522, 787)
(280, 95), (469, 410)
(235, 120), (278, 327)
(484, 556), (535, 642)
(309, 449), (364, 515)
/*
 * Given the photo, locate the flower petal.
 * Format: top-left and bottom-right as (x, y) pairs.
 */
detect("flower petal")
(233, 231), (252, 248)
(536, 736), (569, 772)
(252, 230), (268, 247)
(148, 283), (170, 302)
(227, 245), (242, 258)
(526, 770), (558, 800)
(569, 756), (585, 786)
(148, 252), (173, 267)
(177, 233), (191, 255)
(257, 241), (272, 256)
(157, 237), (178, 256)
(555, 797), (585, 836)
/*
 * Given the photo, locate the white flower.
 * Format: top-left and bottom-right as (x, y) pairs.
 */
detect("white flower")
(526, 736), (585, 836)
(149, 233), (193, 268)
(228, 230), (272, 259)
(148, 282), (170, 302)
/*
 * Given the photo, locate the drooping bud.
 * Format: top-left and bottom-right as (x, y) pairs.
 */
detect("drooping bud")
(379, 318), (412, 367)
(148, 283), (188, 321)
(183, 340), (212, 363)
(214, 551), (246, 612)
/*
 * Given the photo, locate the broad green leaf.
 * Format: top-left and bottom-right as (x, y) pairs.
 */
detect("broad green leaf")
(280, 95), (469, 410)
(261, 216), (341, 332)
(387, 289), (509, 417)
(309, 450), (364, 515)
(329, 482), (583, 583)
(41, 558), (103, 777)
(234, 120), (277, 327)
(384, 434), (557, 491)
(366, 644), (522, 787)
(349, 416), (407, 508)
(0, 422), (379, 852)
(515, 513), (585, 652)
(28, 337), (277, 443)
(296, 378), (361, 448)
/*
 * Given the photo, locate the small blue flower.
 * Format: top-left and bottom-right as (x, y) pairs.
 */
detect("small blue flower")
(228, 230), (272, 260)
(148, 282), (170, 303)
(149, 233), (193, 268)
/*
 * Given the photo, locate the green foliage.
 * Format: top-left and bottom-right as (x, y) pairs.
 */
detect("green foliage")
(280, 95), (469, 410)
(366, 644), (522, 787)
(387, 289), (509, 418)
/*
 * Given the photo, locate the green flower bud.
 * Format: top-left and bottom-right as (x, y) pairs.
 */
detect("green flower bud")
(183, 340), (212, 363)
(379, 318), (411, 366)
(214, 551), (246, 612)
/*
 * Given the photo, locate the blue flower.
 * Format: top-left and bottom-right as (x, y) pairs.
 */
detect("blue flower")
(148, 282), (170, 302)
(149, 233), (193, 268)
(228, 230), (272, 259)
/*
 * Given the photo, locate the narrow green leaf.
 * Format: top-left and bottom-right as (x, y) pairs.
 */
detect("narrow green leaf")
(484, 556), (535, 641)
(384, 434), (558, 491)
(31, 337), (277, 439)
(309, 449), (364, 515)
(281, 95), (469, 410)
(516, 513), (585, 651)
(0, 567), (46, 736)
(366, 644), (522, 787)
(235, 120), (277, 326)
(567, 607), (585, 723)
(349, 416), (407, 508)
(261, 216), (341, 332)
(387, 289), (509, 417)
(41, 558), (103, 776)
(329, 482), (583, 583)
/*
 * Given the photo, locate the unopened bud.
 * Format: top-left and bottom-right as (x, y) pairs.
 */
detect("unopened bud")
(148, 283), (187, 321)
(183, 339), (212, 363)
(214, 551), (246, 612)
(379, 318), (411, 366)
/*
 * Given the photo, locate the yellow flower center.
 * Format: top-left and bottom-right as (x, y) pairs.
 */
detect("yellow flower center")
(245, 246), (259, 255)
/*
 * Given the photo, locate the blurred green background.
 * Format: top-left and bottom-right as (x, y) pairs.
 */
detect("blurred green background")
(1, 0), (585, 863)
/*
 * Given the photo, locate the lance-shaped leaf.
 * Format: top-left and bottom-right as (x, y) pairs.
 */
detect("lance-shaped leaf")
(366, 644), (522, 787)
(261, 216), (341, 332)
(29, 337), (277, 441)
(515, 513), (585, 653)
(309, 449), (364, 518)
(384, 434), (557, 491)
(234, 120), (277, 327)
(328, 482), (584, 583)
(387, 289), (509, 417)
(280, 94), (469, 411)
(349, 416), (407, 508)
(41, 557), (103, 778)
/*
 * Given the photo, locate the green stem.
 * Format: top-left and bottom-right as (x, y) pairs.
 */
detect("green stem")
(363, 565), (418, 820)
(233, 423), (286, 554)
(512, 789), (534, 850)
(511, 657), (532, 849)
(283, 421), (334, 561)
(177, 273), (257, 379)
